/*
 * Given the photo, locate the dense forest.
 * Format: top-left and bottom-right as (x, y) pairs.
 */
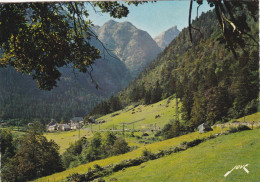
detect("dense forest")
(91, 8), (259, 129)
(0, 67), (102, 123)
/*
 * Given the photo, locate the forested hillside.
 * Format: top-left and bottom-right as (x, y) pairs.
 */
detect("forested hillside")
(0, 20), (163, 123)
(0, 56), (129, 123)
(92, 9), (259, 128)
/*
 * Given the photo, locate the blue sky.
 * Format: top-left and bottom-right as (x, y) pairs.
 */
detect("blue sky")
(88, 1), (213, 38)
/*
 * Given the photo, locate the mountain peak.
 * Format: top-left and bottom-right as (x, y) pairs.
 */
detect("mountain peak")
(120, 21), (134, 27)
(154, 26), (180, 50)
(103, 20), (118, 27)
(96, 20), (161, 78)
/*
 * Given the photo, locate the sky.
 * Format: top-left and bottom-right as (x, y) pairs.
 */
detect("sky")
(88, 1), (214, 38)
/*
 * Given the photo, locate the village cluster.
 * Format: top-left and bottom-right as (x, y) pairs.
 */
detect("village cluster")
(47, 117), (98, 132)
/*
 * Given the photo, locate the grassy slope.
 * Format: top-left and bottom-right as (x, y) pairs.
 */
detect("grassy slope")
(44, 130), (94, 154)
(94, 97), (180, 131)
(236, 112), (260, 122)
(44, 97), (180, 154)
(34, 100), (259, 180)
(43, 100), (259, 154)
(106, 129), (260, 182)
(34, 128), (225, 182)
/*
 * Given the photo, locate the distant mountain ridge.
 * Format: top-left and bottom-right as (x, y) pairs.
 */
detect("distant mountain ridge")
(154, 26), (180, 50)
(94, 20), (162, 78)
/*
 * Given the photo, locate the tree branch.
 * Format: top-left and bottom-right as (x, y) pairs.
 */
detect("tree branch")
(189, 0), (193, 42)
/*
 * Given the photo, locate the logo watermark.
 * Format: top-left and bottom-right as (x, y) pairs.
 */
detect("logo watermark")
(224, 164), (249, 177)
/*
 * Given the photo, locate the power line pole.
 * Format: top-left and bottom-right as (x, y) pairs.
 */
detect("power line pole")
(122, 123), (125, 136)
(176, 98), (179, 121)
(78, 123), (81, 139)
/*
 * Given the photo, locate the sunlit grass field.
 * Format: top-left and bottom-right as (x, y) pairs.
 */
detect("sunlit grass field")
(44, 97), (180, 153)
(236, 112), (260, 122)
(105, 129), (260, 182)
(44, 129), (94, 154)
(43, 103), (259, 154)
(93, 97), (181, 131)
(34, 127), (225, 182)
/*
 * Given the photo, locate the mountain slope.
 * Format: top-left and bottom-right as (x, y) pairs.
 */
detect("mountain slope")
(106, 129), (260, 181)
(116, 10), (259, 126)
(154, 25), (180, 50)
(0, 55), (130, 122)
(96, 20), (162, 77)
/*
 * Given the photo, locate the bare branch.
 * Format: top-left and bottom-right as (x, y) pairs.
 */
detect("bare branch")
(189, 0), (193, 42)
(197, 4), (201, 19)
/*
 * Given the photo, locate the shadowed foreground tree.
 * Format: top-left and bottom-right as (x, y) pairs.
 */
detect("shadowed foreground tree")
(190, 0), (258, 58)
(2, 122), (63, 182)
(0, 2), (145, 90)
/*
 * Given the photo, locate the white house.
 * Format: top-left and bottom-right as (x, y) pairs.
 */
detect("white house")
(57, 124), (70, 131)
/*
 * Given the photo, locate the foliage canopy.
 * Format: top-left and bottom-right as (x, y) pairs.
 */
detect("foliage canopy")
(0, 2), (144, 90)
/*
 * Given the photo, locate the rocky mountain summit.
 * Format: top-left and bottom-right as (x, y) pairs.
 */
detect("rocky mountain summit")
(154, 26), (180, 50)
(94, 20), (162, 78)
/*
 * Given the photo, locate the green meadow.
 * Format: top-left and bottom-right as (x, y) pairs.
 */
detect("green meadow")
(31, 100), (259, 181)
(44, 97), (180, 154)
(93, 97), (181, 131)
(43, 97), (259, 155)
(34, 127), (226, 182)
(44, 129), (94, 154)
(236, 112), (260, 122)
(105, 129), (260, 182)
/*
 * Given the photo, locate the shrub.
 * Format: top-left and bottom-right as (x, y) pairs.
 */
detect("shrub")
(62, 137), (88, 168)
(129, 145), (139, 151)
(186, 139), (204, 148)
(135, 135), (142, 139)
(112, 137), (130, 155)
(237, 125), (251, 131)
(208, 134), (216, 139)
(181, 141), (188, 146)
(156, 150), (165, 158)
(228, 126), (238, 133)
(127, 158), (145, 167)
(142, 132), (149, 137)
(155, 130), (162, 137)
(109, 177), (118, 181)
(93, 164), (103, 172)
(93, 178), (106, 182)
(232, 120), (239, 123)
(162, 119), (188, 139)
(67, 173), (85, 182)
(130, 131), (135, 137)
(229, 125), (251, 133)
(113, 161), (126, 172)
(141, 148), (156, 160)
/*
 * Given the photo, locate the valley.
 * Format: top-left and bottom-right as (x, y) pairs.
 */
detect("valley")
(0, 2), (259, 182)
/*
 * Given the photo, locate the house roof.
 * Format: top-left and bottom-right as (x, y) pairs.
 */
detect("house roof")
(70, 117), (83, 122)
(48, 121), (56, 126)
